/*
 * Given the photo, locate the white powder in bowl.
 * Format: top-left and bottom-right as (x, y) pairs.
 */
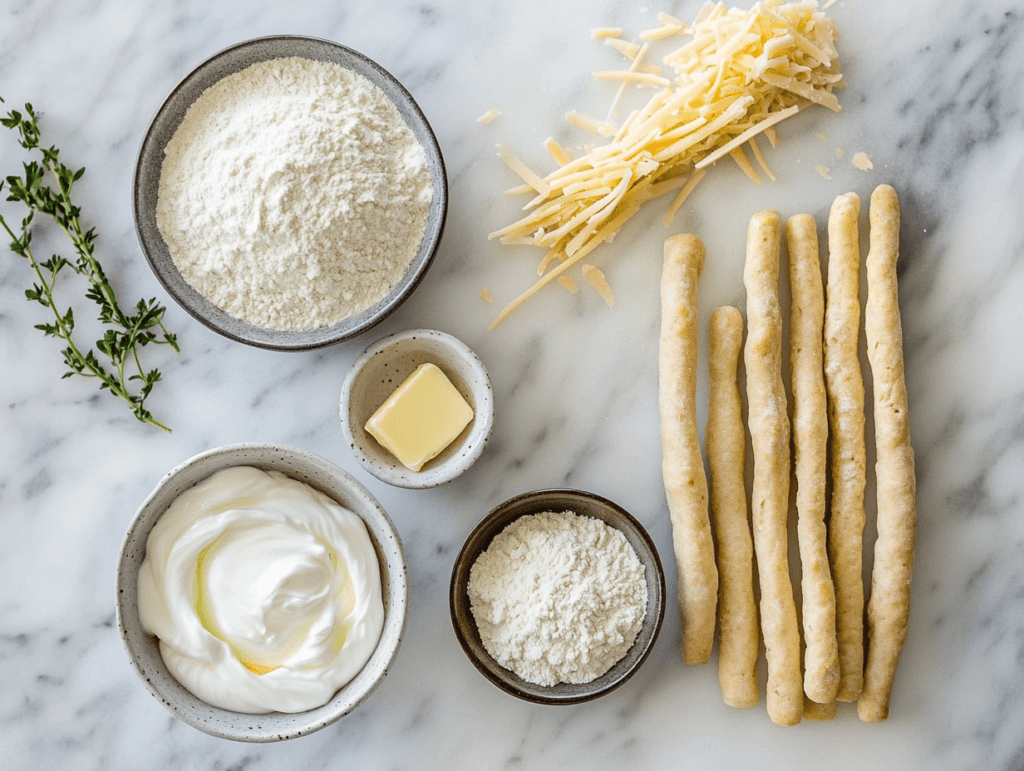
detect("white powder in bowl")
(468, 510), (648, 687)
(156, 56), (433, 331)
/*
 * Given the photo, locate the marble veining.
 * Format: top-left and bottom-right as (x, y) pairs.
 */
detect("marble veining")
(2, 0), (1024, 768)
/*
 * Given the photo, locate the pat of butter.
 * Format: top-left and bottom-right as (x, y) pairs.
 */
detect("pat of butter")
(365, 363), (474, 472)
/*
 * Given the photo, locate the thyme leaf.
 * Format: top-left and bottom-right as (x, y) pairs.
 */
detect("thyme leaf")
(0, 98), (180, 431)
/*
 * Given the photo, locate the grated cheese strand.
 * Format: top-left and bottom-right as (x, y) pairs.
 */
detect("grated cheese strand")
(662, 168), (706, 226)
(593, 70), (673, 88)
(496, 144), (551, 197)
(559, 275), (579, 293)
(748, 135), (777, 181)
(606, 42), (652, 120)
(694, 104), (800, 169)
(729, 146), (762, 184)
(852, 151), (874, 171)
(566, 111), (617, 136)
(543, 137), (573, 166)
(490, 0), (843, 326)
(582, 264), (615, 307)
(605, 37), (642, 60)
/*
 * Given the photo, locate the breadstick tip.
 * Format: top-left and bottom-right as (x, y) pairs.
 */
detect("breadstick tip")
(869, 184), (900, 228)
(711, 304), (742, 329)
(868, 184), (901, 274)
(830, 191), (861, 217)
(872, 183), (897, 201)
(786, 212), (816, 235)
(746, 211), (782, 260)
(857, 696), (889, 723)
(664, 233), (706, 275)
(750, 209), (781, 230)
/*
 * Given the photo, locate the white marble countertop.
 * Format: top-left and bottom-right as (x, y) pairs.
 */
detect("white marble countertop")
(2, 0), (1021, 768)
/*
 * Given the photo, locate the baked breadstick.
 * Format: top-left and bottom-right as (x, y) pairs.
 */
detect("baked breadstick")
(786, 214), (840, 705)
(743, 211), (802, 726)
(707, 305), (759, 708)
(859, 184), (917, 723)
(823, 192), (867, 702)
(660, 233), (718, 665)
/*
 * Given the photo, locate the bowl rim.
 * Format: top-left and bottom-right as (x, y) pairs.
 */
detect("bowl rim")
(115, 442), (408, 741)
(449, 487), (666, 705)
(339, 328), (495, 489)
(131, 34), (448, 351)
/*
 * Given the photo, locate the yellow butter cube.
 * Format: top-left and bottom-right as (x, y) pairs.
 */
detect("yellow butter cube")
(364, 363), (474, 472)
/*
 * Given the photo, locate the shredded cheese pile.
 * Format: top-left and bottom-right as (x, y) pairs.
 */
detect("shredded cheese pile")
(489, 0), (843, 328)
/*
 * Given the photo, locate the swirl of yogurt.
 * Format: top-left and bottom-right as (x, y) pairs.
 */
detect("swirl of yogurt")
(137, 466), (384, 714)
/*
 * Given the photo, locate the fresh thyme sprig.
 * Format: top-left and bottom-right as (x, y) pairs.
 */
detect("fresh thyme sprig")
(0, 99), (180, 431)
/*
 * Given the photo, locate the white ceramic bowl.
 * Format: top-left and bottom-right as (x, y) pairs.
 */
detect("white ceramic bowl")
(115, 443), (408, 742)
(132, 35), (447, 351)
(339, 329), (494, 488)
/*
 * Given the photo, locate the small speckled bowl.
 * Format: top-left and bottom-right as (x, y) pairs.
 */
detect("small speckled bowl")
(132, 35), (447, 351)
(449, 489), (665, 705)
(339, 329), (494, 489)
(115, 443), (408, 742)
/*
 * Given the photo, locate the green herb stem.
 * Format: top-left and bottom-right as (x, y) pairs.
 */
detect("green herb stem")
(0, 98), (179, 431)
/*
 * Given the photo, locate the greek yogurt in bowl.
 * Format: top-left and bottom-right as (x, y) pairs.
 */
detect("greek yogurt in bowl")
(116, 443), (407, 742)
(137, 466), (384, 714)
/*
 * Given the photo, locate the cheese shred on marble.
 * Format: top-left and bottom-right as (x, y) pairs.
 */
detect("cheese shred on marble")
(489, 0), (843, 327)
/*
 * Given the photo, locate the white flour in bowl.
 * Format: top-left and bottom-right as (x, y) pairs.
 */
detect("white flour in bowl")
(468, 510), (648, 687)
(156, 56), (433, 331)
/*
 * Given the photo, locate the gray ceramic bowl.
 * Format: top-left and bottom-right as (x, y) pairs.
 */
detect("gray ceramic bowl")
(449, 489), (665, 705)
(340, 329), (494, 489)
(116, 443), (408, 742)
(132, 35), (448, 351)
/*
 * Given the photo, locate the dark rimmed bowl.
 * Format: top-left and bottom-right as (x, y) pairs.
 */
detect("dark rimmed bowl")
(115, 443), (408, 742)
(449, 489), (665, 705)
(132, 35), (448, 351)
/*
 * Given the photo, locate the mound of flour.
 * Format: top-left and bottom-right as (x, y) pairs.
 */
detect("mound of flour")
(156, 57), (433, 331)
(468, 510), (648, 687)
